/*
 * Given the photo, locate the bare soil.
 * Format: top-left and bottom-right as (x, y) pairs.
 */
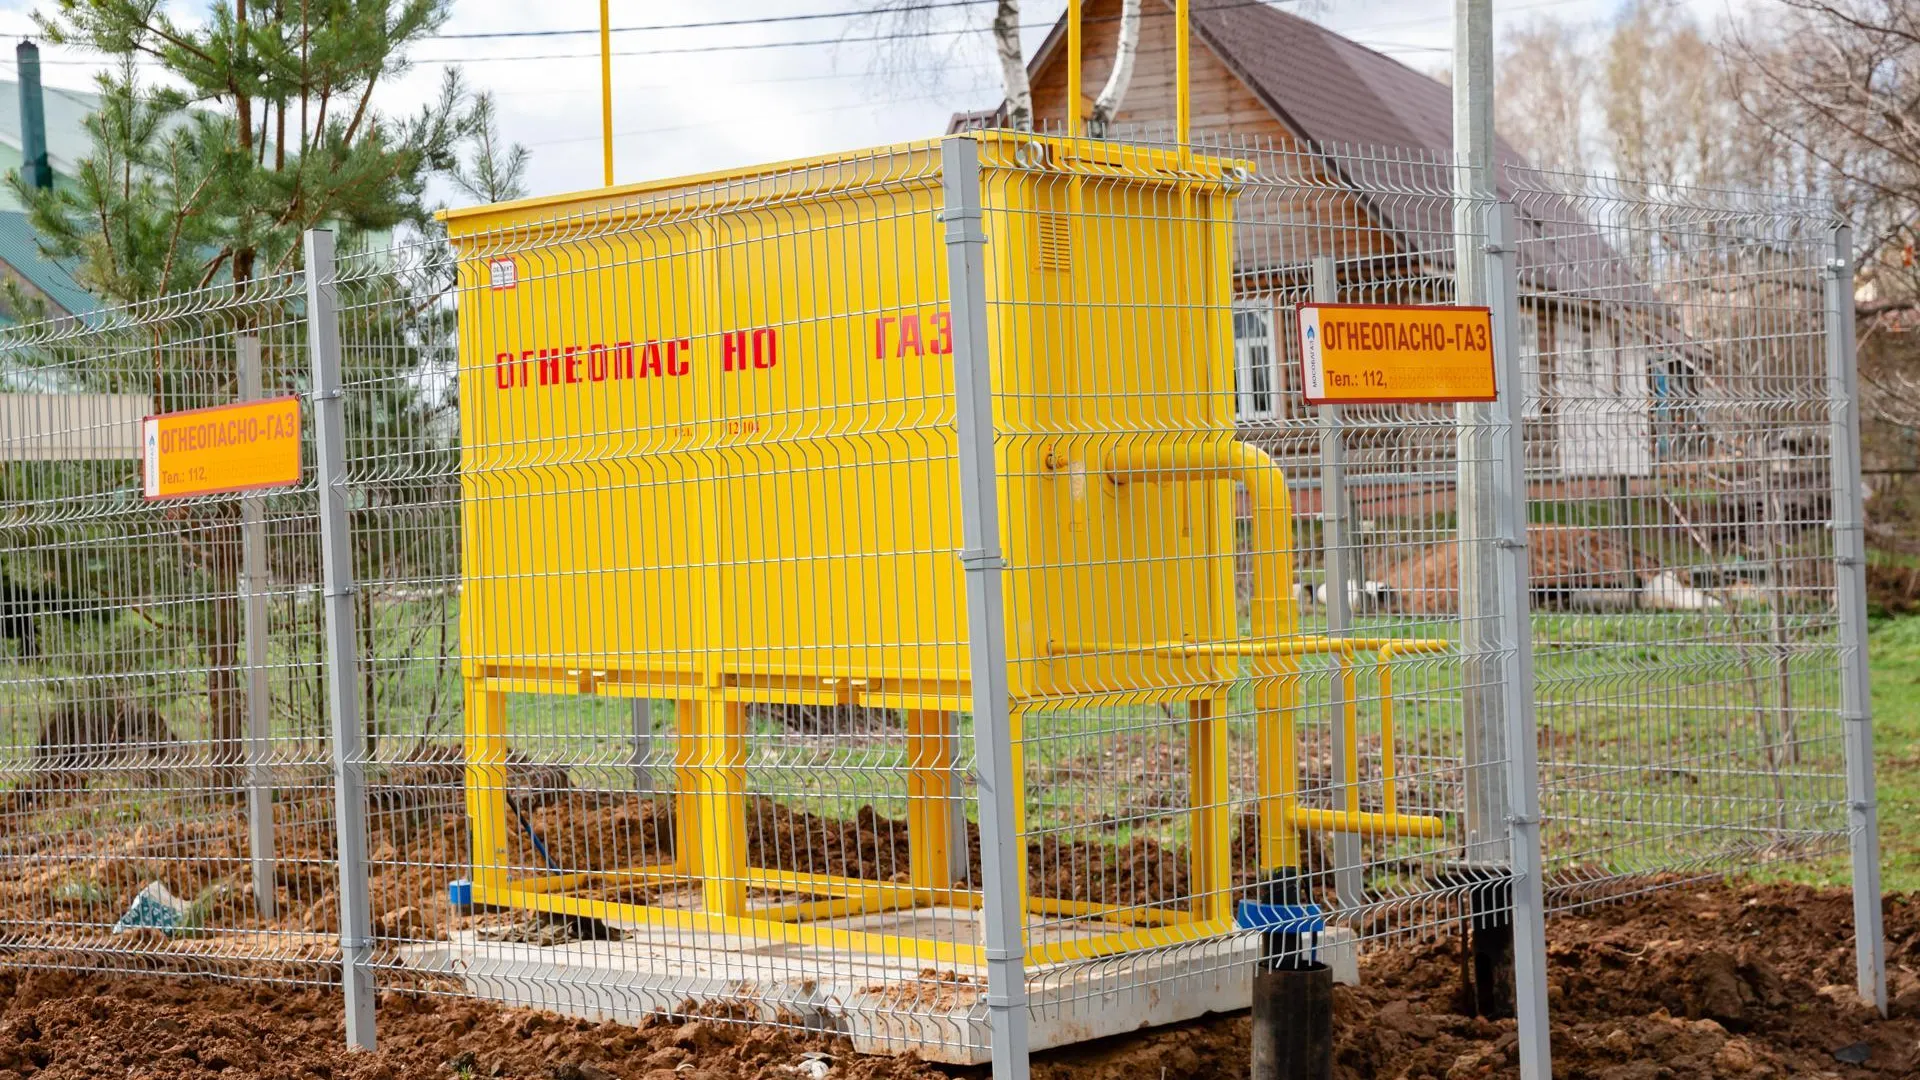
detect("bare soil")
(0, 774), (1265, 967)
(1034, 883), (1920, 1080)
(0, 881), (1908, 1079)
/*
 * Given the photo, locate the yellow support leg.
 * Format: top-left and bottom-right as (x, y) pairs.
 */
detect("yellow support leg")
(464, 683), (511, 895)
(692, 696), (748, 916)
(1256, 658), (1302, 872)
(673, 699), (701, 878)
(1188, 693), (1233, 923)
(905, 709), (953, 891)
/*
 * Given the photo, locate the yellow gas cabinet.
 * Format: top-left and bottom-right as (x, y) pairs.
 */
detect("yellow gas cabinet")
(445, 131), (1443, 970)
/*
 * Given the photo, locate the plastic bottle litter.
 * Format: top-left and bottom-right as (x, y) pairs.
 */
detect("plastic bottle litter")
(111, 881), (190, 934)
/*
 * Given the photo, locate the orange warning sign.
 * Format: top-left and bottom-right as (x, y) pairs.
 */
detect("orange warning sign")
(1296, 303), (1498, 405)
(142, 396), (302, 499)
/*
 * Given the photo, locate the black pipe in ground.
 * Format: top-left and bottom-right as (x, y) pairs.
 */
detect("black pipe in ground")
(1250, 959), (1334, 1080)
(1430, 865), (1518, 1018)
(1466, 872), (1516, 1020)
(1248, 872), (1334, 1080)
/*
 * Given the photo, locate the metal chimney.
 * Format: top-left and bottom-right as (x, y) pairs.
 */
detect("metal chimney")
(17, 40), (50, 190)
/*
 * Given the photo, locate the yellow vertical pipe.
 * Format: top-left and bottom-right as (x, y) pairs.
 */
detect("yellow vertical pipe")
(600, 0), (614, 186)
(1267, 664), (1301, 867)
(1238, 443), (1298, 870)
(1188, 694), (1233, 923)
(1379, 648), (1401, 817)
(1101, 440), (1300, 870)
(1175, 0), (1191, 148)
(1067, 0), (1082, 138)
(464, 685), (511, 896)
(1340, 652), (1359, 793)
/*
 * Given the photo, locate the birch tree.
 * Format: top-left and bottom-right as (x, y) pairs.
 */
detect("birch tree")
(1088, 0), (1143, 136)
(1495, 18), (1592, 173)
(1726, 0), (1920, 314)
(994, 0), (1033, 131)
(870, 0), (1147, 136)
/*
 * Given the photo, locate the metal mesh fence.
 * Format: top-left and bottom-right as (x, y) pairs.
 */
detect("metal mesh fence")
(0, 276), (337, 981)
(1502, 171), (1854, 906)
(0, 131), (1873, 1071)
(348, 145), (995, 1057)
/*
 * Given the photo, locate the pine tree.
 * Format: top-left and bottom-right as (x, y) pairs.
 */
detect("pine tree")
(20, 0), (469, 299)
(1, 1), (525, 786)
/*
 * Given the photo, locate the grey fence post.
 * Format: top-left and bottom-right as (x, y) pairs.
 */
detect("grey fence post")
(942, 134), (1030, 1080)
(1454, 0), (1508, 873)
(1826, 223), (1888, 1015)
(1486, 202), (1552, 1079)
(307, 228), (376, 1050)
(1313, 256), (1362, 909)
(237, 334), (277, 921)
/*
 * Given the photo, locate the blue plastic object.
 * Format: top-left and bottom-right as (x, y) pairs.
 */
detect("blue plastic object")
(448, 877), (473, 911)
(1236, 901), (1325, 935)
(1239, 901), (1325, 964)
(512, 803), (561, 871)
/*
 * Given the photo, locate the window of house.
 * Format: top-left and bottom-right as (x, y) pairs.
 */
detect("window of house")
(1518, 311), (1543, 420)
(1233, 304), (1278, 421)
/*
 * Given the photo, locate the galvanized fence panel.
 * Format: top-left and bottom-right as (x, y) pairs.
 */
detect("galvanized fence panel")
(332, 144), (1010, 1061)
(0, 276), (340, 981)
(971, 133), (1518, 1045)
(1503, 170), (1857, 906)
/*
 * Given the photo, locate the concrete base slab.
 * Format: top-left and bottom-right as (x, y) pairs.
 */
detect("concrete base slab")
(399, 907), (1357, 1064)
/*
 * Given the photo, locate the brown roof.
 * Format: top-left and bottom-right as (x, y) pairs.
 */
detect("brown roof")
(1019, 0), (1536, 194)
(949, 0), (1641, 300)
(1202, 1), (1534, 178)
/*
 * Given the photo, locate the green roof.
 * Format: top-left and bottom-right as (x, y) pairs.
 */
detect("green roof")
(0, 210), (97, 319)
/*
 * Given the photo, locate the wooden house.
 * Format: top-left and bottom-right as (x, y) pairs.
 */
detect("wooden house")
(952, 0), (1658, 480)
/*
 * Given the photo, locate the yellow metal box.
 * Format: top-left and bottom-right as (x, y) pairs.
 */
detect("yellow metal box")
(446, 133), (1244, 707)
(442, 133), (1444, 973)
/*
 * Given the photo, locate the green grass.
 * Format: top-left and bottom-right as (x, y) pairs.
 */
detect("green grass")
(1868, 617), (1920, 891)
(1739, 613), (1920, 893)
(6, 587), (1912, 895)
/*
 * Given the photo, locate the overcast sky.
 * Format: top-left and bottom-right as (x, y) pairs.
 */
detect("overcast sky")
(0, 0), (1754, 205)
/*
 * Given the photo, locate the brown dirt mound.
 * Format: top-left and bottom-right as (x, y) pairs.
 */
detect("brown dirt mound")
(1031, 882), (1919, 1080)
(0, 881), (1908, 1078)
(0, 970), (950, 1080)
(0, 766), (1342, 968)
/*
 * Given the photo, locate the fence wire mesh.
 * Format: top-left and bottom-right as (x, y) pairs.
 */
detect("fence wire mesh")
(0, 276), (337, 980)
(0, 131), (1868, 1068)
(358, 144), (997, 1057)
(1503, 171), (1853, 907)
